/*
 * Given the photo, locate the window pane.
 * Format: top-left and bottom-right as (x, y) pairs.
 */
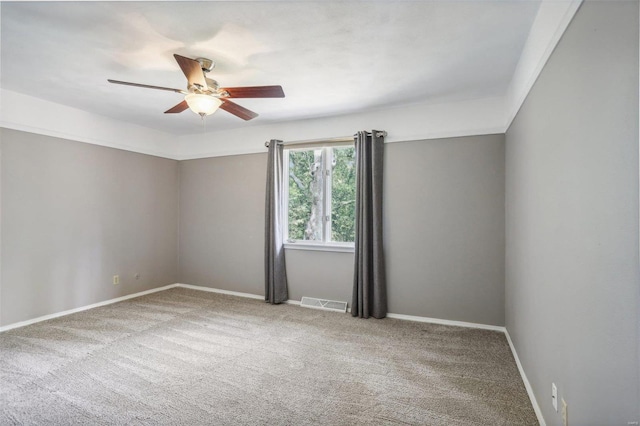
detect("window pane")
(330, 146), (356, 242)
(287, 149), (324, 241)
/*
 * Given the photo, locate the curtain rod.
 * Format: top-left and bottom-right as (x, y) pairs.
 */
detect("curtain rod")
(264, 131), (387, 148)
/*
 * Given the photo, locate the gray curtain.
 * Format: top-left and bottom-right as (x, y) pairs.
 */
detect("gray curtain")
(265, 139), (288, 304)
(352, 130), (387, 319)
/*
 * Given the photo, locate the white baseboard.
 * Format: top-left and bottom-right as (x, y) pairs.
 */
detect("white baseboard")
(1, 282), (507, 334)
(386, 312), (505, 332)
(175, 284), (507, 334)
(176, 283), (304, 306)
(175, 283), (264, 301)
(0, 284), (178, 333)
(504, 329), (546, 426)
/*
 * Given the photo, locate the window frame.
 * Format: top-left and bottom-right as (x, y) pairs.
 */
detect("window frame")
(283, 145), (355, 253)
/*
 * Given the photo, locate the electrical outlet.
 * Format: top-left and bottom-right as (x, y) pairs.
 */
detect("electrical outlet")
(561, 398), (568, 426)
(113, 275), (120, 285)
(551, 383), (558, 411)
(134, 273), (140, 280)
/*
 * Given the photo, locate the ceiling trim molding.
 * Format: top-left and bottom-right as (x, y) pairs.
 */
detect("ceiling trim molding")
(0, 89), (179, 160)
(504, 0), (583, 130)
(175, 96), (507, 159)
(176, 127), (507, 161)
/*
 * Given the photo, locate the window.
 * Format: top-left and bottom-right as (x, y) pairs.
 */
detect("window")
(284, 144), (356, 250)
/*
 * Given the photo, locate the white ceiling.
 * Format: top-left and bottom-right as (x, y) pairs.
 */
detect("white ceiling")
(1, 1), (542, 136)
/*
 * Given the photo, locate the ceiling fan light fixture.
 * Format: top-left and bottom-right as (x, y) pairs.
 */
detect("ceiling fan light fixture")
(185, 93), (222, 116)
(108, 54), (284, 121)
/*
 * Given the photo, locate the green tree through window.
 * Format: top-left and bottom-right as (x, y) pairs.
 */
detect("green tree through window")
(330, 147), (356, 242)
(286, 146), (355, 244)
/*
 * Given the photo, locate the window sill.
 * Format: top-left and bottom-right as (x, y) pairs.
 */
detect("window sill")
(284, 242), (355, 253)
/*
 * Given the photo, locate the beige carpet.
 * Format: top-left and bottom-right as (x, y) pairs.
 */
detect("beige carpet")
(0, 287), (538, 425)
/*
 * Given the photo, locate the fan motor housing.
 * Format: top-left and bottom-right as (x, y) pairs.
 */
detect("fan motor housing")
(196, 57), (215, 73)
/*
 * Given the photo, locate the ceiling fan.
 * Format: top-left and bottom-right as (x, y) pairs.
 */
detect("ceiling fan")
(108, 54), (284, 120)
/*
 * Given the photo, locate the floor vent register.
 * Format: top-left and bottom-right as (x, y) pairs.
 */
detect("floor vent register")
(300, 297), (348, 313)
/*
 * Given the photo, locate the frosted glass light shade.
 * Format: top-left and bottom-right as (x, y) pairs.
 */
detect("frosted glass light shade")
(185, 94), (222, 116)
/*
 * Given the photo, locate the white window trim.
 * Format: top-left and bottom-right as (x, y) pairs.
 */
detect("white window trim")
(283, 145), (355, 252)
(283, 241), (355, 253)
(322, 147), (332, 243)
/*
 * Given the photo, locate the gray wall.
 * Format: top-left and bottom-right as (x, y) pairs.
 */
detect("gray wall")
(0, 128), (180, 326)
(179, 134), (506, 325)
(386, 136), (505, 325)
(178, 154), (266, 295)
(505, 2), (639, 425)
(284, 249), (354, 303)
(0, 130), (505, 327)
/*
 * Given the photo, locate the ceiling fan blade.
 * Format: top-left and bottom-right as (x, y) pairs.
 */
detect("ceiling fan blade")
(173, 54), (207, 89)
(164, 100), (189, 114)
(107, 79), (186, 94)
(220, 99), (259, 121)
(222, 85), (285, 98)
